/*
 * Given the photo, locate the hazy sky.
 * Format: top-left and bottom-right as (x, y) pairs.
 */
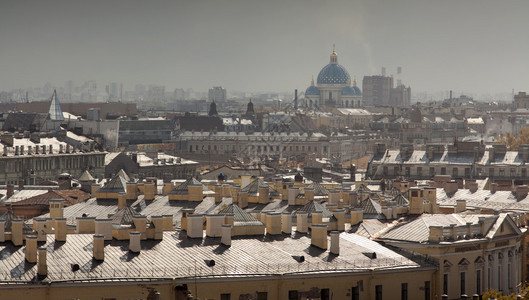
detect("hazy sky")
(1, 0), (528, 97)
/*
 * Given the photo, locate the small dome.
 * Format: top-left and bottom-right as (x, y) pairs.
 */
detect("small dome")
(342, 86), (356, 96)
(305, 85), (320, 96)
(352, 85), (362, 96)
(317, 64), (350, 85)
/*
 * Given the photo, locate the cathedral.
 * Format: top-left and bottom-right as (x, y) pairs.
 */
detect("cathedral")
(304, 46), (362, 108)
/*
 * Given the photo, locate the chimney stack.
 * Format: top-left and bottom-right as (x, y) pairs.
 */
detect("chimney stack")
(95, 218), (112, 240)
(328, 189), (340, 205)
(266, 212), (281, 235)
(330, 231), (340, 255)
(118, 192), (127, 210)
(288, 187), (299, 205)
(238, 191), (248, 208)
(311, 211), (323, 225)
(151, 216), (163, 240)
(37, 247), (47, 277)
(281, 212), (292, 234)
(6, 184), (14, 199)
(34, 218), (47, 241)
(296, 212), (308, 233)
(93, 234), (105, 260)
(206, 214), (224, 237)
(221, 224), (232, 246)
(311, 224), (328, 250)
(129, 231), (141, 253)
(49, 199), (64, 220)
(455, 200), (467, 213)
(25, 235), (38, 263)
(0, 220), (5, 242)
(132, 216), (147, 240)
(55, 218), (67, 242)
(11, 219), (23, 246)
(187, 214), (204, 238)
(162, 215), (174, 231)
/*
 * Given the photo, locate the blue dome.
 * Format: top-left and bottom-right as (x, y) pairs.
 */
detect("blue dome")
(352, 85), (362, 96)
(317, 64), (350, 85)
(305, 85), (320, 96)
(341, 86), (355, 96)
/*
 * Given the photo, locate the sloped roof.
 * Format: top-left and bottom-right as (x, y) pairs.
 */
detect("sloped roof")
(97, 175), (127, 194)
(10, 190), (89, 207)
(359, 198), (382, 215)
(169, 177), (213, 195)
(392, 194), (409, 206)
(111, 206), (140, 226)
(240, 178), (280, 197)
(0, 211), (34, 233)
(296, 200), (332, 218)
(116, 169), (130, 182)
(219, 204), (263, 226)
(307, 182), (328, 196)
(78, 170), (95, 181)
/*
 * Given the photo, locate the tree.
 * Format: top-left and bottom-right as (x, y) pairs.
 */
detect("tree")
(497, 127), (529, 150)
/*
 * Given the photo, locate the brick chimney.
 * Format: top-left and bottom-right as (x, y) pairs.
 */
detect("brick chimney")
(258, 185), (269, 204)
(428, 225), (444, 243)
(188, 183), (203, 202)
(55, 218), (67, 242)
(491, 183), (498, 193)
(144, 182), (156, 201)
(132, 216), (147, 240)
(25, 235), (38, 263)
(0, 220), (5, 242)
(238, 191), (248, 208)
(129, 231), (141, 253)
(37, 247), (47, 277)
(296, 212), (308, 233)
(328, 189), (340, 205)
(311, 224), (328, 250)
(333, 209), (345, 231)
(266, 212), (281, 235)
(515, 185), (529, 200)
(455, 200), (467, 213)
(34, 218), (47, 242)
(151, 216), (163, 240)
(287, 187), (299, 206)
(49, 199), (65, 220)
(350, 209), (364, 225)
(221, 224), (232, 246)
(330, 231), (340, 255)
(95, 218), (112, 240)
(6, 184), (14, 199)
(11, 219), (23, 246)
(162, 215), (174, 231)
(206, 214), (224, 237)
(444, 180), (458, 195)
(281, 212), (292, 234)
(93, 234), (105, 260)
(126, 182), (138, 200)
(187, 214), (204, 238)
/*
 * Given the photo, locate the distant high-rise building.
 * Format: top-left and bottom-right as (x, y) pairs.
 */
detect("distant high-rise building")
(514, 92), (529, 109)
(208, 86), (227, 102)
(174, 88), (185, 101)
(148, 85), (165, 101)
(362, 75), (393, 106)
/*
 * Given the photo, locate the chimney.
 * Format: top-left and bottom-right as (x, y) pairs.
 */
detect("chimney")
(180, 209), (194, 231)
(132, 216), (147, 240)
(258, 185), (269, 204)
(328, 189), (340, 205)
(91, 183), (101, 196)
(450, 224), (457, 240)
(206, 214), (224, 237)
(6, 184), (14, 199)
(214, 184), (222, 202)
(18, 179), (24, 190)
(144, 182), (156, 201)
(330, 231), (340, 255)
(163, 181), (174, 196)
(93, 234), (105, 260)
(311, 224), (328, 250)
(468, 181), (478, 193)
(231, 185), (240, 203)
(428, 225), (443, 243)
(49, 199), (65, 220)
(126, 182), (138, 200)
(11, 219), (23, 246)
(466, 222), (472, 238)
(281, 212), (292, 234)
(118, 192), (127, 210)
(187, 214), (204, 238)
(350, 209), (364, 225)
(188, 183), (203, 201)
(444, 180), (458, 195)
(333, 209), (345, 231)
(0, 220), (4, 242)
(95, 218), (112, 240)
(491, 183), (498, 193)
(311, 211), (323, 225)
(162, 214), (174, 231)
(238, 191), (248, 208)
(221, 224), (232, 246)
(288, 187), (299, 205)
(266, 212), (281, 235)
(25, 235), (38, 263)
(55, 218), (67, 242)
(455, 200), (467, 213)
(515, 185), (529, 199)
(151, 216), (163, 240)
(34, 218), (47, 241)
(305, 187), (314, 202)
(224, 213), (234, 226)
(129, 231), (141, 253)
(296, 212), (308, 233)
(37, 247), (47, 277)
(341, 189), (351, 206)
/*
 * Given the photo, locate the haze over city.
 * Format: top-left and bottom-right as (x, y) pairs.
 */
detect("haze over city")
(1, 0), (528, 98)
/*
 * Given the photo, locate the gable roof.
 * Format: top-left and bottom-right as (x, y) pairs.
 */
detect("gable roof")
(240, 178), (280, 197)
(111, 206), (141, 227)
(169, 177), (213, 195)
(296, 200), (332, 218)
(78, 170), (95, 181)
(219, 204), (263, 226)
(359, 198), (382, 215)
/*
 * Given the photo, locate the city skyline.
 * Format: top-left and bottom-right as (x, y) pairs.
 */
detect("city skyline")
(1, 0), (528, 97)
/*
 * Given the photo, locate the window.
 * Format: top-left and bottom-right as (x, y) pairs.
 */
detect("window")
(452, 167), (458, 177)
(460, 272), (466, 295)
(465, 168), (470, 177)
(220, 294), (231, 300)
(375, 285), (382, 300)
(257, 292), (267, 300)
(476, 269), (482, 295)
(288, 290), (298, 300)
(424, 281), (430, 300)
(405, 167), (410, 176)
(352, 286), (360, 300)
(441, 167), (446, 175)
(489, 168), (494, 177)
(401, 283), (408, 300)
(508, 263), (511, 289)
(523, 168), (527, 177)
(443, 273), (449, 295)
(499, 168), (505, 177)
(321, 288), (330, 300)
(417, 167), (422, 177)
